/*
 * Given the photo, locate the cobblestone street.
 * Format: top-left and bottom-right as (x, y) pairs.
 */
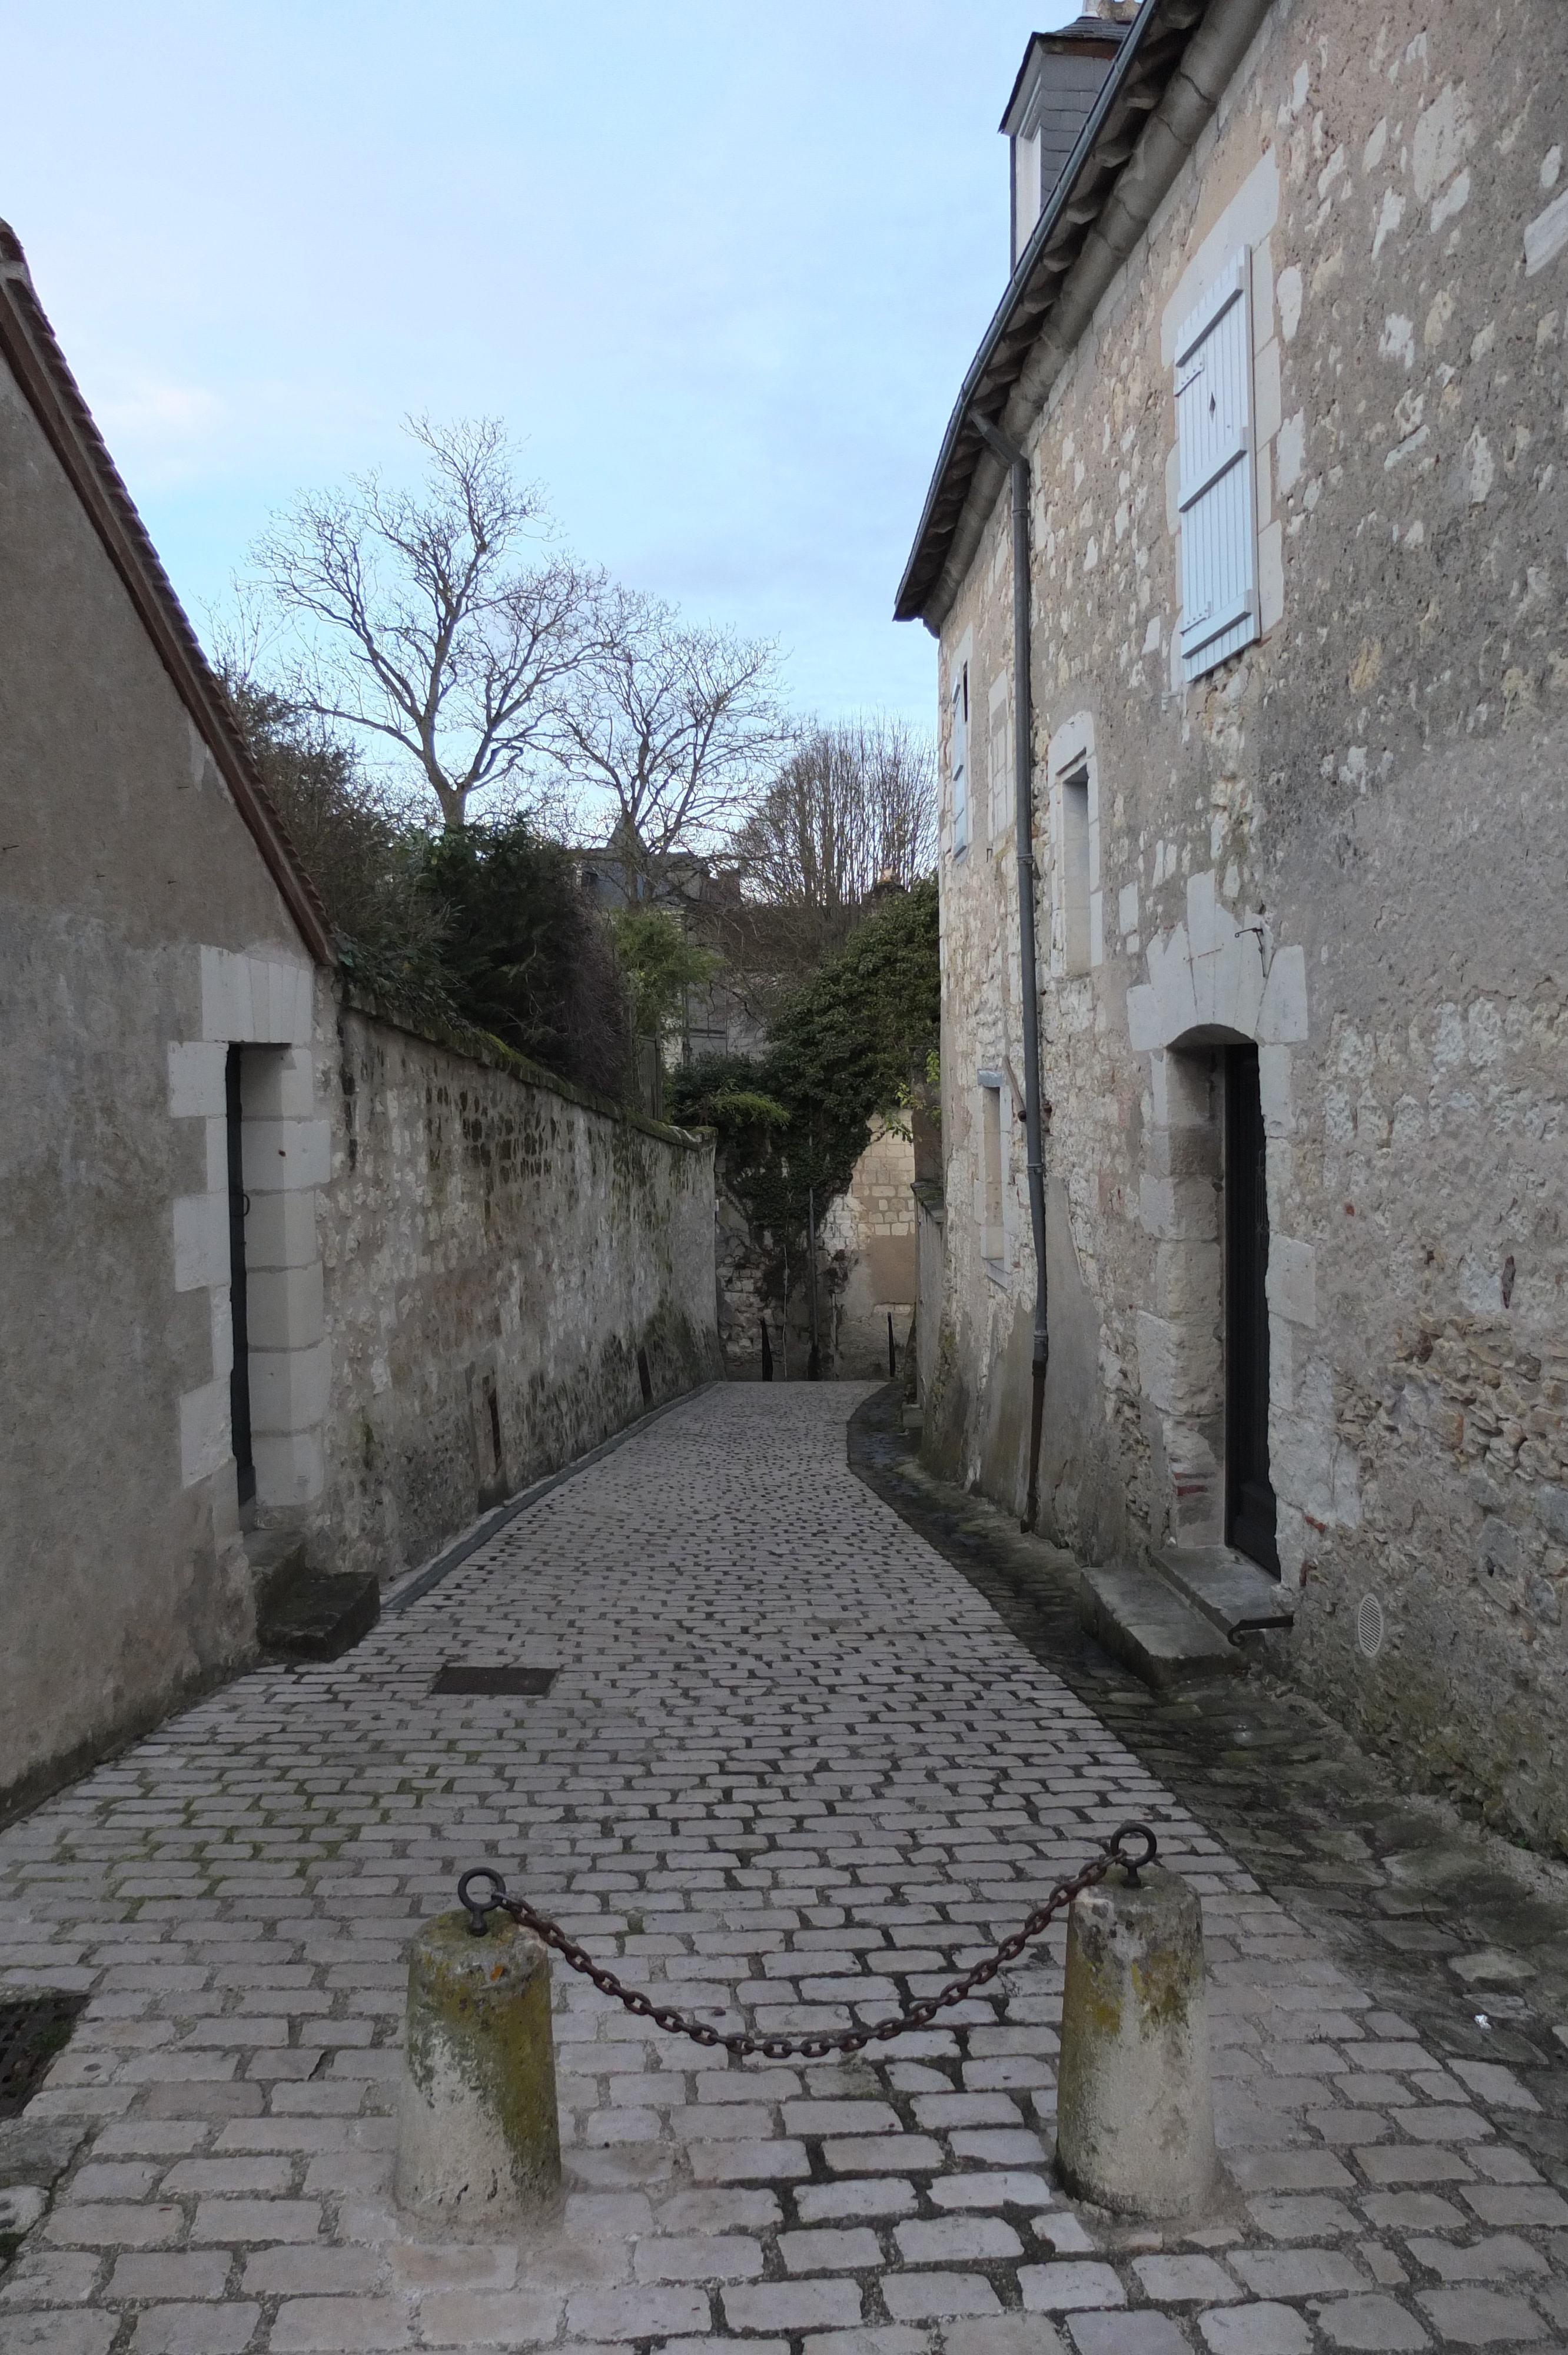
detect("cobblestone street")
(3, 1384), (1567, 2354)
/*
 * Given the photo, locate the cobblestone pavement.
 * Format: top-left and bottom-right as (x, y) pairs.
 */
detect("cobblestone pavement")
(3, 1384), (1568, 2355)
(850, 1389), (1568, 2096)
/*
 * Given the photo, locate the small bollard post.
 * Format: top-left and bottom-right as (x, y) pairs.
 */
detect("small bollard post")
(1054, 1847), (1215, 2218)
(396, 1907), (562, 2225)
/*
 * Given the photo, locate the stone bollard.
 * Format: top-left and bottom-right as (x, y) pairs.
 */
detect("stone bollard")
(1054, 1860), (1215, 2218)
(396, 1910), (562, 2225)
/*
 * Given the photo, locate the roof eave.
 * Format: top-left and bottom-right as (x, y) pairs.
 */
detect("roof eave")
(896, 0), (1172, 628)
(895, 0), (1273, 634)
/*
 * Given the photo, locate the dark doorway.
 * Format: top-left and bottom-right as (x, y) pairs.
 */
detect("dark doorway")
(1224, 1043), (1278, 1573)
(225, 1046), (255, 1511)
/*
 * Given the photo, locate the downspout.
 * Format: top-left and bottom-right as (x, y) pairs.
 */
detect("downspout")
(974, 416), (1048, 1533)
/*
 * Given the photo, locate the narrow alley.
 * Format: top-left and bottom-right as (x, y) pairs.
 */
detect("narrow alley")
(2, 1386), (1565, 2354)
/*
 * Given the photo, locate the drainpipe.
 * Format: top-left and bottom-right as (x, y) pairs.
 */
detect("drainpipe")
(974, 415), (1048, 1533)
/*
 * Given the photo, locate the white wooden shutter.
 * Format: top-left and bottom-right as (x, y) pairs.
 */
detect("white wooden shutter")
(951, 662), (969, 854)
(1175, 251), (1258, 682)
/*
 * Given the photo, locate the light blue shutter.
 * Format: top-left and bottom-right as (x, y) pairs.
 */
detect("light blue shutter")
(951, 664), (969, 854)
(1176, 252), (1258, 682)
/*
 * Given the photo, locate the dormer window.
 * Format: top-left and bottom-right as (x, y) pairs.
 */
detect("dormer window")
(1000, 12), (1133, 273)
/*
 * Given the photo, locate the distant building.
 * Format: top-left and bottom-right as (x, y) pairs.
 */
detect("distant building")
(898, 0), (1568, 1849)
(575, 839), (766, 1077)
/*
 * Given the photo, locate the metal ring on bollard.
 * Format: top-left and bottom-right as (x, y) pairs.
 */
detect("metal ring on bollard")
(456, 1866), (510, 1936)
(1104, 1822), (1159, 1887)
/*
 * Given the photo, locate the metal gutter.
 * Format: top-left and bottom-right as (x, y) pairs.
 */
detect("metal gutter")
(975, 419), (1049, 1531)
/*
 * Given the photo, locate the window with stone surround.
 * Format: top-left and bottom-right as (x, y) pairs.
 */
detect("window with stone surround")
(978, 1076), (1004, 1266)
(988, 675), (1010, 847)
(1047, 711), (1101, 980)
(1061, 768), (1091, 976)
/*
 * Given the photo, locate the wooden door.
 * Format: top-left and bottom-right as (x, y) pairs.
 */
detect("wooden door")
(1225, 1043), (1278, 1573)
(225, 1046), (255, 1510)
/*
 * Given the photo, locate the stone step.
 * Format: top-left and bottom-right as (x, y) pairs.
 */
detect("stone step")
(243, 1528), (311, 1617)
(1078, 1565), (1244, 1691)
(258, 1569), (380, 1663)
(1155, 1545), (1295, 1638)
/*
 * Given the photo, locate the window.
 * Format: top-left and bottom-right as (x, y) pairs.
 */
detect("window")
(1004, 30), (1125, 273)
(950, 661), (970, 855)
(988, 678), (1010, 845)
(1061, 768), (1091, 975)
(1175, 250), (1259, 682)
(1014, 130), (1042, 263)
(1047, 713), (1100, 979)
(979, 1078), (1004, 1263)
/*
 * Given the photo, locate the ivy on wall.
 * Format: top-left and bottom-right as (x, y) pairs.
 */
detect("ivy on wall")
(666, 875), (939, 1256)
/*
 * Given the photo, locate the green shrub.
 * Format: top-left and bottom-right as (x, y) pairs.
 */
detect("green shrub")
(665, 875), (938, 1244)
(418, 820), (627, 1094)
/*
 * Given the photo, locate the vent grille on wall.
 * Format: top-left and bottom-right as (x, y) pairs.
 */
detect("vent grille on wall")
(1356, 1594), (1385, 1660)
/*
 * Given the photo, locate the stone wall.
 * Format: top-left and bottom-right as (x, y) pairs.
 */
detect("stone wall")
(819, 1121), (918, 1379)
(926, 0), (1568, 1847)
(0, 248), (722, 1827)
(715, 1193), (769, 1379)
(308, 994), (720, 1580)
(913, 1188), (947, 1415)
(0, 336), (315, 1819)
(713, 1125), (916, 1382)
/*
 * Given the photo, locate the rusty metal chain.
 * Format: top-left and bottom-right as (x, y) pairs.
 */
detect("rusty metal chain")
(454, 1822), (1157, 2062)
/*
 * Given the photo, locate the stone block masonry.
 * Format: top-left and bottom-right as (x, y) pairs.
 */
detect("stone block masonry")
(715, 1120), (917, 1384)
(924, 0), (1568, 1853)
(0, 220), (719, 1870)
(309, 989), (719, 1584)
(821, 1120), (919, 1380)
(1, 1387), (1564, 2350)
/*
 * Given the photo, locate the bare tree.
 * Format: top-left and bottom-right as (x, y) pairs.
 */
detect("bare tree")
(251, 417), (598, 830)
(732, 717), (937, 910)
(555, 588), (782, 896)
(699, 718), (938, 1030)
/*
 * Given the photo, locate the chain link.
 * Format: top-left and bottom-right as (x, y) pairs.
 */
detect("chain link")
(454, 1822), (1157, 2062)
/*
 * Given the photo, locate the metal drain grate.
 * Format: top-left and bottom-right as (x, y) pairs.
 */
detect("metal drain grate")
(430, 1666), (557, 1696)
(0, 1995), (88, 2119)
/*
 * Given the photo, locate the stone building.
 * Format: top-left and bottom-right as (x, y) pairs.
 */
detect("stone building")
(0, 224), (718, 1822)
(575, 843), (769, 1115)
(897, 1), (1568, 1849)
(820, 1120), (919, 1379)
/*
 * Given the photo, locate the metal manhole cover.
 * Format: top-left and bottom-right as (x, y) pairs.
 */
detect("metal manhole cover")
(430, 1666), (557, 1696)
(0, 1995), (89, 2118)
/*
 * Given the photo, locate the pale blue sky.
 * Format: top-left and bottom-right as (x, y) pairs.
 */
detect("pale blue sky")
(5, 4), (1079, 735)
